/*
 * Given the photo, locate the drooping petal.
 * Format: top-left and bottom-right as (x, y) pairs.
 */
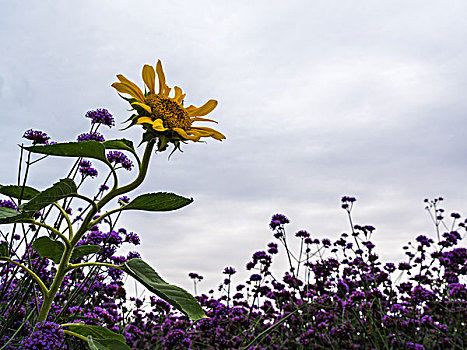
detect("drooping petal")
(190, 117), (218, 123)
(173, 128), (201, 141)
(116, 75), (145, 102)
(151, 119), (168, 131)
(142, 65), (156, 94)
(191, 126), (226, 140)
(187, 100), (218, 117)
(131, 102), (152, 114)
(136, 117), (154, 124)
(156, 60), (166, 95)
(112, 83), (145, 102)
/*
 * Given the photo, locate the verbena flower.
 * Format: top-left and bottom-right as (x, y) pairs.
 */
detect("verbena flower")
(77, 132), (105, 142)
(111, 60), (225, 147)
(20, 321), (64, 349)
(106, 151), (134, 171)
(23, 129), (50, 145)
(85, 108), (115, 127)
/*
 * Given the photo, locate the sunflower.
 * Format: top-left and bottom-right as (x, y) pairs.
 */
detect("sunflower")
(111, 60), (225, 149)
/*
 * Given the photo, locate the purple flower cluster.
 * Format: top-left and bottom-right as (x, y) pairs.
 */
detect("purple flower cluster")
(78, 159), (98, 178)
(120, 198), (467, 349)
(85, 108), (115, 127)
(19, 322), (64, 349)
(106, 151), (134, 171)
(76, 131), (105, 142)
(23, 129), (50, 145)
(1, 197), (466, 349)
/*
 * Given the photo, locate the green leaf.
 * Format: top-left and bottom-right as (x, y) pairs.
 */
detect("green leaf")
(122, 192), (193, 212)
(67, 324), (126, 344)
(22, 179), (77, 211)
(123, 258), (206, 320)
(0, 208), (33, 225)
(0, 241), (9, 258)
(0, 185), (40, 200)
(87, 336), (131, 350)
(71, 245), (100, 261)
(32, 236), (64, 264)
(102, 139), (136, 154)
(26, 141), (108, 163)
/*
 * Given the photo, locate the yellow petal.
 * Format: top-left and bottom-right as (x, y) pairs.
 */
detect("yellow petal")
(173, 86), (185, 103)
(136, 117), (154, 124)
(151, 119), (168, 131)
(131, 102), (152, 114)
(116, 75), (145, 102)
(112, 82), (145, 102)
(187, 100), (218, 117)
(156, 60), (166, 95)
(173, 128), (200, 141)
(142, 65), (156, 94)
(190, 117), (218, 123)
(191, 126), (226, 140)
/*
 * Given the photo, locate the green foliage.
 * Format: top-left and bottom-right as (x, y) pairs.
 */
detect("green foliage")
(87, 336), (131, 350)
(102, 139), (135, 154)
(64, 324), (130, 349)
(22, 179), (77, 211)
(71, 245), (101, 261)
(0, 207), (33, 224)
(32, 237), (100, 263)
(123, 258), (206, 320)
(0, 241), (9, 258)
(0, 185), (39, 200)
(122, 192), (193, 212)
(26, 141), (108, 163)
(32, 237), (65, 264)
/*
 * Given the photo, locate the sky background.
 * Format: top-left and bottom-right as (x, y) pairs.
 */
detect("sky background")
(1, 0), (467, 294)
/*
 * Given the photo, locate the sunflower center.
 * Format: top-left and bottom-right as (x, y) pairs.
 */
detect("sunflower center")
(145, 94), (191, 129)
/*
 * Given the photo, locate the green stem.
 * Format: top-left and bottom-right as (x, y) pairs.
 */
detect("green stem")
(67, 262), (122, 271)
(37, 139), (155, 322)
(30, 220), (71, 249)
(0, 258), (48, 296)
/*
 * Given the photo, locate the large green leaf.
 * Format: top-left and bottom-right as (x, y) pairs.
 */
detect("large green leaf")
(0, 185), (40, 200)
(87, 336), (131, 350)
(102, 139), (135, 154)
(71, 245), (100, 261)
(67, 324), (126, 344)
(122, 192), (193, 212)
(0, 241), (9, 258)
(22, 179), (77, 211)
(32, 236), (64, 264)
(123, 258), (206, 320)
(26, 141), (108, 163)
(0, 208), (33, 225)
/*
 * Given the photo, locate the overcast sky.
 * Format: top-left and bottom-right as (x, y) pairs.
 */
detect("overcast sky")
(1, 0), (467, 293)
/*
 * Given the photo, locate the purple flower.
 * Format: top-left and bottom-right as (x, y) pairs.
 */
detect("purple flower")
(295, 230), (310, 238)
(85, 108), (115, 127)
(106, 151), (134, 171)
(77, 131), (105, 142)
(99, 184), (109, 192)
(23, 129), (50, 145)
(267, 242), (278, 254)
(125, 231), (140, 245)
(269, 213), (289, 230)
(79, 166), (98, 178)
(20, 321), (64, 349)
(223, 266), (236, 275)
(250, 274), (262, 282)
(118, 196), (130, 206)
